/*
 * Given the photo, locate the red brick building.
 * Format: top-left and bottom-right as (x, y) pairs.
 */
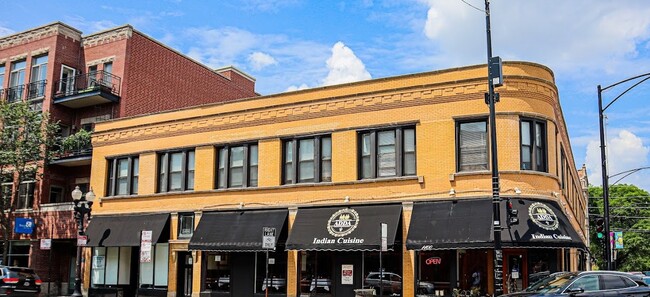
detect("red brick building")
(0, 22), (256, 295)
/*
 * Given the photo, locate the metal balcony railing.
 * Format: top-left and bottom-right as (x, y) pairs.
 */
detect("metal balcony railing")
(53, 70), (121, 98)
(6, 85), (25, 103)
(26, 79), (47, 100)
(0, 80), (47, 103)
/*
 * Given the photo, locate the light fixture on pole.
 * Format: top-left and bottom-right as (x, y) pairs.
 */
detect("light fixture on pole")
(71, 186), (95, 297)
(598, 71), (650, 270)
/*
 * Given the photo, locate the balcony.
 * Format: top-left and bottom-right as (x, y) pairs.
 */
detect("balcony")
(50, 130), (92, 167)
(0, 80), (46, 103)
(53, 71), (121, 108)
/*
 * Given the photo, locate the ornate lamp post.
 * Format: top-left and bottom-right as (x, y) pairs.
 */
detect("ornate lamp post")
(71, 186), (95, 297)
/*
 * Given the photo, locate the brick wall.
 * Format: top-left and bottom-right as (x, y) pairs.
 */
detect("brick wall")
(120, 32), (257, 117)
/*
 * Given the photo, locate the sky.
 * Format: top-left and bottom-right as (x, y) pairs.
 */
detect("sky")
(2, 0), (650, 189)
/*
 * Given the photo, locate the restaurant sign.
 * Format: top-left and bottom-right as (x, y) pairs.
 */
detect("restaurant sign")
(528, 202), (571, 241)
(313, 208), (364, 245)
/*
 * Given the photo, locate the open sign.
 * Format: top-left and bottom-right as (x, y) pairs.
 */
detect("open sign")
(425, 257), (442, 265)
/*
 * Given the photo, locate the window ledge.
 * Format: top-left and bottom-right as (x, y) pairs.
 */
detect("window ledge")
(501, 170), (556, 179)
(453, 170), (491, 177)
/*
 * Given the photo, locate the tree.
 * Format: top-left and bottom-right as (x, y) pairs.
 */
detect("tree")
(588, 184), (650, 271)
(0, 101), (59, 263)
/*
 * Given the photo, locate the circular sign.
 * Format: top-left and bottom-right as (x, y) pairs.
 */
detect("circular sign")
(528, 202), (559, 230)
(327, 208), (360, 237)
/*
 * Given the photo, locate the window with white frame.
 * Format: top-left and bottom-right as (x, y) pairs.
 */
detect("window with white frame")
(359, 126), (416, 179)
(178, 213), (194, 238)
(139, 244), (169, 288)
(91, 247), (132, 286)
(457, 120), (488, 172)
(107, 156), (139, 196)
(283, 135), (332, 184)
(158, 150), (194, 192)
(16, 180), (35, 210)
(216, 143), (258, 188)
(28, 55), (47, 99)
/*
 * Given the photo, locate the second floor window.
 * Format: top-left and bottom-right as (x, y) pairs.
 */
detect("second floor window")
(106, 156), (139, 196)
(216, 143), (258, 188)
(8, 60), (26, 102)
(359, 127), (416, 179)
(16, 181), (35, 210)
(457, 120), (488, 172)
(521, 118), (547, 172)
(159, 150), (195, 192)
(178, 213), (194, 238)
(284, 135), (332, 184)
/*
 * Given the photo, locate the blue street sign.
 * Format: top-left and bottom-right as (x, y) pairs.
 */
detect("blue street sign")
(14, 218), (34, 234)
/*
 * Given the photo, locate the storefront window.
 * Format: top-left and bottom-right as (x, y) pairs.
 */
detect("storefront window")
(299, 251), (334, 295)
(92, 247), (132, 286)
(255, 251), (288, 294)
(139, 243), (169, 288)
(528, 250), (559, 284)
(298, 250), (403, 297)
(418, 250), (453, 296)
(204, 252), (230, 292)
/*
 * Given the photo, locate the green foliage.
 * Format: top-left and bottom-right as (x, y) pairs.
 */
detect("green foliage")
(0, 100), (60, 260)
(588, 184), (650, 271)
(60, 129), (92, 153)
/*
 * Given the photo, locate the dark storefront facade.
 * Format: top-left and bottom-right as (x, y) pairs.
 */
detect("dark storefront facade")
(407, 198), (586, 296)
(188, 209), (289, 297)
(287, 204), (403, 297)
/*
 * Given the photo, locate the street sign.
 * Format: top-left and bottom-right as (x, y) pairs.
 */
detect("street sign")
(40, 239), (51, 250)
(77, 235), (87, 246)
(262, 227), (276, 249)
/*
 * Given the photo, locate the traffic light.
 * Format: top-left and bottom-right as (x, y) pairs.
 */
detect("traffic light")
(506, 199), (519, 226)
(595, 217), (605, 239)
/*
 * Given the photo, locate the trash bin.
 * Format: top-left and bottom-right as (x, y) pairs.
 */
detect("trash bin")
(354, 288), (376, 297)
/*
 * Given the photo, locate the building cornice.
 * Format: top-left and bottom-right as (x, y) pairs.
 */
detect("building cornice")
(0, 22), (81, 50)
(82, 25), (133, 47)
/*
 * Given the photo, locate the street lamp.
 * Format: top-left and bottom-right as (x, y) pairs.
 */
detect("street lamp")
(71, 186), (95, 297)
(598, 71), (650, 270)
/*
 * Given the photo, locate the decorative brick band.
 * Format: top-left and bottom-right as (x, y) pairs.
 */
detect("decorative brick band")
(0, 23), (81, 50)
(83, 26), (132, 47)
(94, 78), (559, 147)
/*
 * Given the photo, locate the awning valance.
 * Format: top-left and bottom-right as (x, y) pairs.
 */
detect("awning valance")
(85, 213), (170, 247)
(189, 209), (288, 252)
(406, 198), (586, 251)
(286, 204), (402, 251)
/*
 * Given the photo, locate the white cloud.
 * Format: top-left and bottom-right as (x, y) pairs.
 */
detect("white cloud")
(248, 52), (278, 71)
(0, 26), (14, 37)
(286, 83), (310, 92)
(586, 130), (650, 188)
(419, 0), (650, 74)
(65, 16), (118, 33)
(322, 42), (372, 86)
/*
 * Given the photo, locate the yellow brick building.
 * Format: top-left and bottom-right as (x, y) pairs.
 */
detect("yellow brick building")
(83, 61), (587, 297)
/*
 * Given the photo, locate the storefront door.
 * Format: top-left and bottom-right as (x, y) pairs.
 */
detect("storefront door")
(503, 251), (527, 294)
(332, 252), (362, 297)
(231, 253), (255, 296)
(177, 252), (192, 297)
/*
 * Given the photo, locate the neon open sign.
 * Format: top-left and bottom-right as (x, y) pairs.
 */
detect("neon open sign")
(425, 257), (442, 265)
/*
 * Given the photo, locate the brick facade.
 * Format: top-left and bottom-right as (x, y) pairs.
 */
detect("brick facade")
(0, 22), (256, 294)
(89, 62), (588, 297)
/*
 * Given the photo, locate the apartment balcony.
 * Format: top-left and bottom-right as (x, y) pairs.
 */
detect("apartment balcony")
(53, 71), (121, 108)
(50, 132), (92, 167)
(0, 80), (47, 106)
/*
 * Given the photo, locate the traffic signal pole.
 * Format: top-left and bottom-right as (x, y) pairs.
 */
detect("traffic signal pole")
(484, 1), (504, 295)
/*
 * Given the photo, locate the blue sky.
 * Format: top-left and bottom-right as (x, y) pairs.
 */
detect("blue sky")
(3, 0), (650, 189)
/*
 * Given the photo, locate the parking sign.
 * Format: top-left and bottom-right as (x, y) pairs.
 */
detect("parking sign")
(262, 227), (276, 249)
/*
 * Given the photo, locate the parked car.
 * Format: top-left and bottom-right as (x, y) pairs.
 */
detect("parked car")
(364, 272), (434, 296)
(643, 276), (650, 286)
(500, 271), (649, 297)
(0, 266), (41, 296)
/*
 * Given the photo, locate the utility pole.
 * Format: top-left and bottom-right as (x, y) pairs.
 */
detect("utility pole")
(484, 0), (504, 295)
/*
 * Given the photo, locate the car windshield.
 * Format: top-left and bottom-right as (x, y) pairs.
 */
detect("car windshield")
(525, 272), (576, 293)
